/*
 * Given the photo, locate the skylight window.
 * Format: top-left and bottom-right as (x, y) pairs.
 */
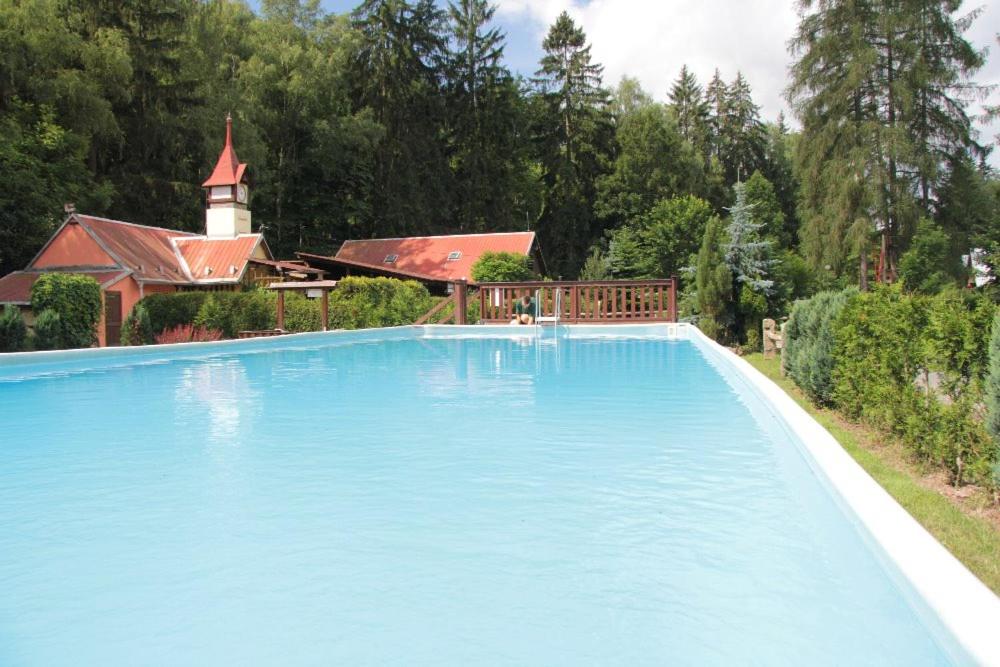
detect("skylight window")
(447, 251), (462, 261)
(384, 254), (398, 263)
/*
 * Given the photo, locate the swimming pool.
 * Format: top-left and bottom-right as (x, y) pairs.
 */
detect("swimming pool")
(0, 325), (996, 664)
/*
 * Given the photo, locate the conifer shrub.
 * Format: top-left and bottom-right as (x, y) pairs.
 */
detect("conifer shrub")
(0, 304), (28, 352)
(29, 273), (101, 348)
(32, 309), (63, 350)
(783, 288), (858, 405)
(120, 304), (153, 346)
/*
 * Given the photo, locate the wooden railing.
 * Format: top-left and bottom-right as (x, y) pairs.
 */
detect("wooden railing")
(477, 278), (677, 324)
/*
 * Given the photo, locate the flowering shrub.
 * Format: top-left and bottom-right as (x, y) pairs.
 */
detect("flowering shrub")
(154, 324), (223, 344)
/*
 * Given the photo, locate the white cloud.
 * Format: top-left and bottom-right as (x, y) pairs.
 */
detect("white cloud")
(497, 0), (1000, 160)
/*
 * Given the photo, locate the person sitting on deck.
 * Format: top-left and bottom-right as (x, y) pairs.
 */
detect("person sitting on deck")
(512, 294), (536, 325)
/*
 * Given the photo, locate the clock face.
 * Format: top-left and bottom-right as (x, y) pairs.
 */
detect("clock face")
(236, 184), (248, 204)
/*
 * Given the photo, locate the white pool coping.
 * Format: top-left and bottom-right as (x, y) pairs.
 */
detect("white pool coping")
(2, 322), (999, 663)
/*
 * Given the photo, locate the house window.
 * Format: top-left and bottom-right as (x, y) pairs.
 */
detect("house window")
(384, 254), (398, 263)
(447, 251), (462, 261)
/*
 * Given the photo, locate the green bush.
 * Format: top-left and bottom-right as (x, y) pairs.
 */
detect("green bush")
(471, 251), (534, 283)
(140, 291), (209, 336)
(194, 290), (276, 338)
(32, 309), (63, 350)
(0, 304), (28, 352)
(783, 288), (858, 405)
(829, 286), (995, 483)
(284, 292), (322, 332)
(898, 218), (961, 294)
(30, 273), (101, 348)
(120, 304), (153, 346)
(328, 277), (435, 329)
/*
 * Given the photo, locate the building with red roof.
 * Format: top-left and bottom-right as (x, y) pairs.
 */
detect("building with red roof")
(0, 117), (280, 346)
(298, 231), (543, 291)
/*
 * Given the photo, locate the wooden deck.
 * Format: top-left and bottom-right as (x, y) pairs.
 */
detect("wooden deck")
(476, 279), (678, 324)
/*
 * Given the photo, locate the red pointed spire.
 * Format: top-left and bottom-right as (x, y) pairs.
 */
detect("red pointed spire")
(202, 113), (247, 187)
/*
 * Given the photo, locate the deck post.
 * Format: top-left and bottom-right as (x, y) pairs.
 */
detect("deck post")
(321, 289), (329, 331)
(570, 286), (579, 322)
(669, 276), (678, 323)
(454, 280), (467, 325)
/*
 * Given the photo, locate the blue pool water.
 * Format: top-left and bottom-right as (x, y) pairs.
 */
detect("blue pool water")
(0, 333), (954, 665)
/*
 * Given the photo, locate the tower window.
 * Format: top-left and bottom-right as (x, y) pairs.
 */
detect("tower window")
(447, 251), (462, 261)
(384, 254), (398, 264)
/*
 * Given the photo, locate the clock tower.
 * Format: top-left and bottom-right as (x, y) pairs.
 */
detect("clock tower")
(202, 114), (251, 238)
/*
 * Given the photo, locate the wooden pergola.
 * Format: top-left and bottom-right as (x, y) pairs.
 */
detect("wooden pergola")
(267, 280), (339, 331)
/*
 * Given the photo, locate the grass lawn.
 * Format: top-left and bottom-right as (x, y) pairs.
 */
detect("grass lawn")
(744, 352), (1000, 596)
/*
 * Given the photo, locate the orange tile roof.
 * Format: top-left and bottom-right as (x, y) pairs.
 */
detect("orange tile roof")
(175, 235), (263, 282)
(76, 215), (197, 283)
(334, 232), (536, 282)
(202, 116), (247, 187)
(0, 270), (129, 304)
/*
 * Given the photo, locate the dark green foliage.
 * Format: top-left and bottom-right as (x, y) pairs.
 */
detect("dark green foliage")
(578, 246), (612, 281)
(120, 304), (153, 346)
(29, 273), (101, 348)
(140, 292), (209, 337)
(609, 195), (716, 279)
(32, 309), (63, 350)
(283, 292), (322, 332)
(829, 286), (996, 484)
(695, 215), (731, 340)
(986, 310), (1000, 461)
(471, 251), (534, 283)
(783, 289), (858, 405)
(194, 291), (275, 338)
(0, 304), (28, 352)
(898, 219), (961, 294)
(328, 276), (435, 329)
(533, 11), (613, 277)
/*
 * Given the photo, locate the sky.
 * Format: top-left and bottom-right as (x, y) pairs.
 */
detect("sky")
(317, 0), (999, 161)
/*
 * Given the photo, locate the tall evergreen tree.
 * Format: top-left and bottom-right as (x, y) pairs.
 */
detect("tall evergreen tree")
(668, 65), (710, 157)
(532, 11), (612, 277)
(351, 0), (451, 237)
(445, 0), (525, 232)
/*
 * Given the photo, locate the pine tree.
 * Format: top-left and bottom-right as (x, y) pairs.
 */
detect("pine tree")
(696, 214), (732, 341)
(724, 182), (774, 294)
(718, 72), (766, 184)
(533, 11), (613, 277)
(668, 65), (709, 156)
(705, 68), (727, 163)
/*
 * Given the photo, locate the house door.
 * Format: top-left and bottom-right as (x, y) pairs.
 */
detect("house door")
(104, 291), (122, 346)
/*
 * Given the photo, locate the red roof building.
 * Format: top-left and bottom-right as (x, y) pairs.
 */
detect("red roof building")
(298, 232), (543, 290)
(0, 118), (276, 346)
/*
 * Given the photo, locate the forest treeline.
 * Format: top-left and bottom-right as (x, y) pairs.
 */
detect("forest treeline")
(1, 0), (998, 331)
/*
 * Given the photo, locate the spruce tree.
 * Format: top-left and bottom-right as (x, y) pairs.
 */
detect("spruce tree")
(351, 0), (451, 237)
(668, 65), (710, 157)
(533, 11), (613, 277)
(445, 0), (526, 232)
(696, 214), (732, 341)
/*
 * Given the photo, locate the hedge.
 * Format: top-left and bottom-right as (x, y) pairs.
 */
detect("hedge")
(141, 292), (210, 336)
(328, 277), (434, 329)
(0, 304), (28, 352)
(132, 277), (434, 339)
(32, 309), (63, 350)
(785, 285), (998, 486)
(30, 273), (102, 348)
(120, 304), (153, 346)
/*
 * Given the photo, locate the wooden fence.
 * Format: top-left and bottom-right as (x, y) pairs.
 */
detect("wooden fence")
(476, 279), (677, 324)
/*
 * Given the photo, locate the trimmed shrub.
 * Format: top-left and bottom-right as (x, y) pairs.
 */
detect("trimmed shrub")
(140, 291), (209, 336)
(0, 304), (28, 352)
(284, 292), (322, 332)
(194, 291), (275, 338)
(830, 286), (995, 483)
(328, 277), (435, 329)
(783, 288), (858, 405)
(32, 309), (63, 350)
(471, 251), (534, 283)
(120, 304), (153, 346)
(30, 273), (101, 348)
